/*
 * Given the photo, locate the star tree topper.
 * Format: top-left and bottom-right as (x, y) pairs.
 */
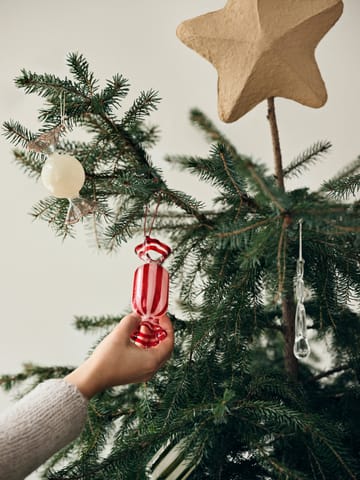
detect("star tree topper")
(177, 0), (343, 122)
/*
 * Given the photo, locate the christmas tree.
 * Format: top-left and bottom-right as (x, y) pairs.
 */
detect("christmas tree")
(1, 39), (360, 480)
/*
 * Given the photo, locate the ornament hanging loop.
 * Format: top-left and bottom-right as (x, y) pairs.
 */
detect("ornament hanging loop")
(298, 218), (303, 260)
(297, 218), (305, 278)
(59, 91), (66, 125)
(143, 195), (162, 239)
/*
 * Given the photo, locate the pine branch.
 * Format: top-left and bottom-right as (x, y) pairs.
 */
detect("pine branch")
(31, 197), (76, 239)
(245, 160), (287, 212)
(120, 89), (161, 126)
(323, 155), (360, 184)
(93, 108), (211, 225)
(307, 364), (352, 383)
(215, 215), (280, 239)
(322, 174), (360, 199)
(159, 188), (210, 225)
(216, 145), (258, 210)
(74, 315), (123, 332)
(0, 364), (73, 390)
(2, 120), (35, 148)
(15, 69), (87, 101)
(104, 200), (146, 249)
(99, 73), (130, 111)
(12, 149), (44, 178)
(66, 52), (98, 95)
(189, 108), (239, 158)
(284, 140), (332, 179)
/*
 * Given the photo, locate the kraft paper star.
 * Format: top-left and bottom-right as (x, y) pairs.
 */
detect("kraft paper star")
(177, 0), (344, 122)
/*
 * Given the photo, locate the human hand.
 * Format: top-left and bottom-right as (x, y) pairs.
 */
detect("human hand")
(65, 314), (174, 399)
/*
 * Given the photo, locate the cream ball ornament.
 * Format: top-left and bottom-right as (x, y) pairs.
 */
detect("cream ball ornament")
(41, 152), (85, 199)
(41, 152), (96, 225)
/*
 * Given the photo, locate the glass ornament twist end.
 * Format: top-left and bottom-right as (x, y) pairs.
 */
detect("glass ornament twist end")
(65, 197), (97, 225)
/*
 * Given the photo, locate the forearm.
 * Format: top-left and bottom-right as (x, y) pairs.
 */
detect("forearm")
(0, 379), (88, 480)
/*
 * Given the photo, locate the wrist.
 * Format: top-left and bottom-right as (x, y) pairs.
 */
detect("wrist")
(65, 359), (104, 399)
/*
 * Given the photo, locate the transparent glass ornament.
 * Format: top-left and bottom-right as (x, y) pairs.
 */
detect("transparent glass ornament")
(294, 335), (311, 359)
(65, 197), (97, 225)
(296, 278), (305, 304)
(28, 125), (66, 154)
(293, 303), (310, 359)
(130, 236), (171, 348)
(296, 258), (305, 279)
(293, 220), (311, 360)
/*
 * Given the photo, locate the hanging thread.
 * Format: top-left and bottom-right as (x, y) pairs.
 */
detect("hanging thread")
(143, 197), (161, 238)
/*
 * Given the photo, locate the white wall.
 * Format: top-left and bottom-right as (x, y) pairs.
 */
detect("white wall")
(0, 1), (359, 477)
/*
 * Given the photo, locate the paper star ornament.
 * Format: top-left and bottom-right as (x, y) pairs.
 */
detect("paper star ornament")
(177, 0), (344, 122)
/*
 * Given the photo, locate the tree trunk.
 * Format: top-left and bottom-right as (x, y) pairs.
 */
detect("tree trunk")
(282, 294), (298, 379)
(267, 97), (298, 380)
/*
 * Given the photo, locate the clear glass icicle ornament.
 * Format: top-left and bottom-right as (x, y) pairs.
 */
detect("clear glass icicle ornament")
(293, 220), (311, 360)
(27, 93), (96, 225)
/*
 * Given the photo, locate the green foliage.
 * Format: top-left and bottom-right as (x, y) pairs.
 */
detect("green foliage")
(283, 140), (332, 179)
(322, 174), (360, 198)
(1, 53), (360, 479)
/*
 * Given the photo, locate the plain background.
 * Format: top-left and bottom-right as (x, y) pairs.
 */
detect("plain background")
(0, 1), (359, 477)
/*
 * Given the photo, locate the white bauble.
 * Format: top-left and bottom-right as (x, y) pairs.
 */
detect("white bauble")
(41, 152), (85, 198)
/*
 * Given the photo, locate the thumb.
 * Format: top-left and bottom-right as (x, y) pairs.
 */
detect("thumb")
(116, 313), (141, 339)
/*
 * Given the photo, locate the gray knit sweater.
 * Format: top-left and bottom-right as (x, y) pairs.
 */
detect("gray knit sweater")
(0, 379), (88, 480)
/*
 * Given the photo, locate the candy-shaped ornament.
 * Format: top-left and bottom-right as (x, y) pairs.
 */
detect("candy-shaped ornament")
(131, 236), (171, 348)
(41, 152), (96, 225)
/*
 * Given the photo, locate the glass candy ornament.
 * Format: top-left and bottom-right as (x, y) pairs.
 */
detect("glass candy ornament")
(40, 152), (96, 225)
(131, 236), (171, 348)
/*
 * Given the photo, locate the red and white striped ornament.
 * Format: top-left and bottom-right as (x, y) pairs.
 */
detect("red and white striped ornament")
(131, 236), (171, 348)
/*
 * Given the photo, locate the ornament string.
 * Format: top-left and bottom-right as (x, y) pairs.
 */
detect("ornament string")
(59, 92), (66, 126)
(143, 197), (161, 238)
(298, 218), (303, 261)
(293, 219), (311, 360)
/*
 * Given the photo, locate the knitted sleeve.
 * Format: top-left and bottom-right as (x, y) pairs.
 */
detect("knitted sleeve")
(0, 379), (88, 480)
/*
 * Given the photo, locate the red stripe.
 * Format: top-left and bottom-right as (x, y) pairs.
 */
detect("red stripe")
(141, 264), (149, 315)
(132, 267), (144, 316)
(136, 244), (169, 257)
(151, 265), (163, 315)
(134, 237), (171, 263)
(153, 269), (168, 317)
(130, 318), (168, 348)
(135, 332), (153, 339)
